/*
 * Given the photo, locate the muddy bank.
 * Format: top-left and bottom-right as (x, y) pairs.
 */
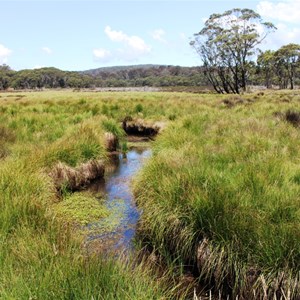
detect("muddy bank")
(49, 132), (119, 193)
(122, 117), (165, 137)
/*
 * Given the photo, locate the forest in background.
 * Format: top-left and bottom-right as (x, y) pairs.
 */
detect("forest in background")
(0, 64), (208, 90)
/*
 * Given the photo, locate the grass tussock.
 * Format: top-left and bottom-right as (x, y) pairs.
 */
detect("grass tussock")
(1, 90), (195, 299)
(274, 109), (300, 128)
(0, 125), (16, 158)
(0, 125), (16, 143)
(221, 95), (254, 108)
(104, 132), (119, 151)
(50, 159), (104, 193)
(134, 90), (300, 298)
(285, 109), (300, 127)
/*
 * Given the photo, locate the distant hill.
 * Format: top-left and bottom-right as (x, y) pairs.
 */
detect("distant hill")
(82, 64), (163, 76)
(80, 64), (208, 87)
(0, 64), (209, 90)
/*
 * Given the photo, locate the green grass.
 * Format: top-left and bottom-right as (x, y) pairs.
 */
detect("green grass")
(1, 90), (300, 298)
(0, 160), (170, 298)
(133, 90), (300, 298)
(0, 90), (191, 299)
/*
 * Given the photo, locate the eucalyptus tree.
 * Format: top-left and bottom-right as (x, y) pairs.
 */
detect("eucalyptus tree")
(274, 43), (300, 89)
(191, 8), (276, 93)
(257, 50), (276, 88)
(0, 64), (14, 90)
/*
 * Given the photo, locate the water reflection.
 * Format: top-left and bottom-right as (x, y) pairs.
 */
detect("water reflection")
(86, 148), (151, 255)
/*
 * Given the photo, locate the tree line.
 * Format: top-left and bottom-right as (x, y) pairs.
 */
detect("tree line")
(2, 58), (299, 92)
(0, 66), (93, 90)
(256, 44), (300, 90)
(0, 65), (208, 90)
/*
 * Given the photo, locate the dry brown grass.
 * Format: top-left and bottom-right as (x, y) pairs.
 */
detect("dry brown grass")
(104, 132), (118, 152)
(195, 238), (300, 299)
(49, 159), (104, 193)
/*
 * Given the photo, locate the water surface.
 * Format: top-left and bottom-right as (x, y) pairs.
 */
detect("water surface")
(86, 148), (151, 255)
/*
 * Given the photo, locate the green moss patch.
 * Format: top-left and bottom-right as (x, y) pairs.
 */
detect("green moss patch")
(55, 193), (109, 225)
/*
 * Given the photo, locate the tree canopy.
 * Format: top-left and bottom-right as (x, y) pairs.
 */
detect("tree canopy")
(191, 8), (276, 94)
(274, 43), (300, 89)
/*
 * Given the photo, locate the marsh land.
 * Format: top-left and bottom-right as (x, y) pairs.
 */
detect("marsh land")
(0, 90), (299, 299)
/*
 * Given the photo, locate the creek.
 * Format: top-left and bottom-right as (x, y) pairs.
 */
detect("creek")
(85, 146), (151, 255)
(83, 143), (201, 298)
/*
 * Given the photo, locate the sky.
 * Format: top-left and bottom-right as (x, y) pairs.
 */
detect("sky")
(0, 0), (300, 71)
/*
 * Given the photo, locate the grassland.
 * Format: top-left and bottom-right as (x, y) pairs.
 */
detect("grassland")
(0, 90), (299, 299)
(134, 91), (300, 298)
(0, 90), (190, 299)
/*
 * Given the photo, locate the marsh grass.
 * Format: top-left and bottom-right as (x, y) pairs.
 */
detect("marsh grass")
(134, 90), (300, 298)
(0, 125), (16, 158)
(1, 90), (200, 299)
(1, 89), (300, 298)
(0, 159), (171, 298)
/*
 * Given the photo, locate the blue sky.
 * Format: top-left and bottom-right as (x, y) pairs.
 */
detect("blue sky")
(0, 0), (299, 71)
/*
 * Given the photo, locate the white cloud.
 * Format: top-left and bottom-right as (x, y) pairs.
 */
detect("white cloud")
(151, 29), (166, 43)
(42, 46), (52, 54)
(103, 26), (151, 61)
(257, 0), (300, 24)
(104, 26), (128, 42)
(262, 22), (300, 50)
(255, 1), (300, 50)
(276, 23), (300, 41)
(127, 35), (150, 53)
(0, 44), (12, 64)
(93, 48), (112, 62)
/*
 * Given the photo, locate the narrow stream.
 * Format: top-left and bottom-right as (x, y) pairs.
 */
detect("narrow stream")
(83, 145), (201, 298)
(85, 147), (151, 255)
